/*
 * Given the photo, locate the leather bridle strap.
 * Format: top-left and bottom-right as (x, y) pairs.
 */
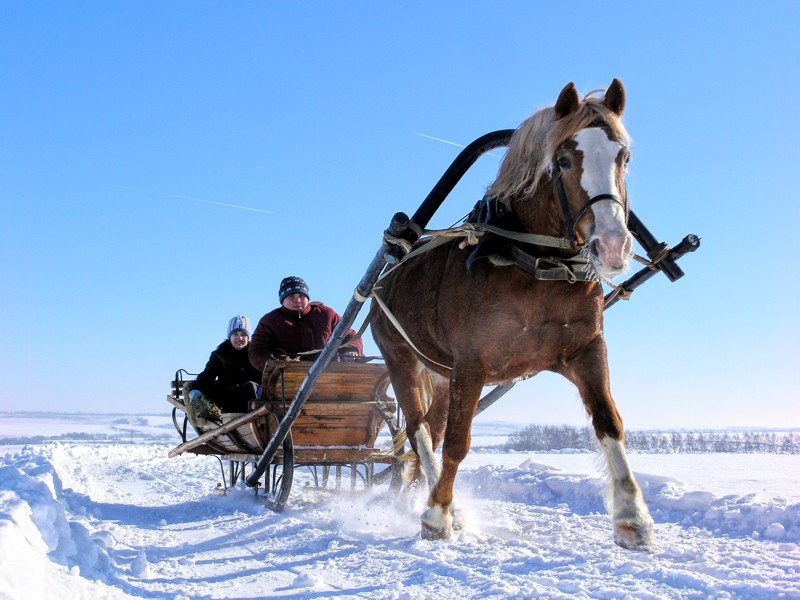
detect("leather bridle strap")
(573, 193), (627, 228)
(553, 163), (627, 242)
(553, 166), (577, 240)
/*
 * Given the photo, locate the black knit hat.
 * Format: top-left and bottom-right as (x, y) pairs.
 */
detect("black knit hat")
(279, 276), (309, 303)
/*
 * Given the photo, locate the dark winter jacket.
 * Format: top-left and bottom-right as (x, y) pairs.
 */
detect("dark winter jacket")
(191, 339), (263, 400)
(249, 302), (363, 372)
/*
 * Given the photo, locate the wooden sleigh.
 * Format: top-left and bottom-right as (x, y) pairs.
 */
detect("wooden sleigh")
(167, 360), (403, 510)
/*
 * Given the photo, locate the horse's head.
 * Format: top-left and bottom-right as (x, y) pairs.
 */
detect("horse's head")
(552, 79), (632, 279)
(488, 79), (633, 280)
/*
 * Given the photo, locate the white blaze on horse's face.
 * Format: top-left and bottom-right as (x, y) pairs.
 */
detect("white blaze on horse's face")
(574, 127), (632, 278)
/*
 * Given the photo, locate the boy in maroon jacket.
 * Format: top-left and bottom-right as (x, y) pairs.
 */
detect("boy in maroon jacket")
(249, 276), (363, 372)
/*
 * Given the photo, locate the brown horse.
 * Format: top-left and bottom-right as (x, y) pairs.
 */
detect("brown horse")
(370, 79), (655, 551)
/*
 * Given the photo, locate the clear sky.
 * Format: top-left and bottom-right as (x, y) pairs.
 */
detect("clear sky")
(1, 2), (798, 430)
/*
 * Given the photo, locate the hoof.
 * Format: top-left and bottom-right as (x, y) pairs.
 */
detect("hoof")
(613, 522), (656, 552)
(421, 505), (453, 540)
(421, 520), (452, 540)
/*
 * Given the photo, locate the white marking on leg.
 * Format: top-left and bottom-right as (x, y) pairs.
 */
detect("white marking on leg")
(599, 437), (646, 518)
(599, 437), (655, 549)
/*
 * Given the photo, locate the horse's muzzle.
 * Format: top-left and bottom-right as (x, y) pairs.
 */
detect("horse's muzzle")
(587, 232), (632, 279)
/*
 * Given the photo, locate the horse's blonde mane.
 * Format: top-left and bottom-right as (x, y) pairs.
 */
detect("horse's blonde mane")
(487, 89), (630, 202)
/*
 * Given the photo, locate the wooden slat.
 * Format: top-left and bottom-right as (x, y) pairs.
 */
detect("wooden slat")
(292, 447), (396, 464)
(166, 394), (184, 409)
(259, 361), (392, 449)
(168, 406), (269, 457)
(262, 360), (389, 404)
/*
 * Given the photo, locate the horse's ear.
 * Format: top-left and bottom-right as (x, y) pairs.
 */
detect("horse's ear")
(604, 79), (626, 116)
(554, 82), (580, 119)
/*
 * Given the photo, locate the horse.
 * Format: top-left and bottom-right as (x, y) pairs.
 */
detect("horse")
(370, 79), (655, 551)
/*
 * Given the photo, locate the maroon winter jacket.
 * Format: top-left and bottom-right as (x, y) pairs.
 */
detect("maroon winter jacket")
(248, 302), (364, 372)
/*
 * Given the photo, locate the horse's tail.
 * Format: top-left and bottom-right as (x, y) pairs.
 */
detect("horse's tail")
(372, 427), (417, 487)
(401, 451), (420, 487)
(419, 368), (435, 413)
(382, 429), (408, 457)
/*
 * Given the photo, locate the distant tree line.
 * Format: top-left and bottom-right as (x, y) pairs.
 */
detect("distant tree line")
(503, 425), (800, 454)
(1, 431), (173, 445)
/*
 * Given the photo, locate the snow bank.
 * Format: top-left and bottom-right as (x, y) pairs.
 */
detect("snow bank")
(0, 447), (134, 599)
(458, 460), (800, 542)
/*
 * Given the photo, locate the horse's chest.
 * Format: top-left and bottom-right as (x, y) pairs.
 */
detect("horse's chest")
(515, 318), (597, 349)
(539, 318), (597, 345)
(492, 316), (600, 375)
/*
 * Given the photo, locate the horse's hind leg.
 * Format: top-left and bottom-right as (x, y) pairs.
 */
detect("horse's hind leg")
(400, 371), (464, 531)
(423, 374), (467, 530)
(563, 338), (655, 552)
(421, 367), (483, 540)
(379, 354), (441, 489)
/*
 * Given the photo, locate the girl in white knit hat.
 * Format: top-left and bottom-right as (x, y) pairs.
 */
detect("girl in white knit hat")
(185, 315), (263, 423)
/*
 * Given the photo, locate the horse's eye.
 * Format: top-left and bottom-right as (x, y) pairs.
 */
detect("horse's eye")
(557, 156), (572, 170)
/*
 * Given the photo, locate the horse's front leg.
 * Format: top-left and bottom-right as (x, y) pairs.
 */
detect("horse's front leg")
(420, 368), (482, 540)
(563, 338), (655, 552)
(599, 436), (655, 551)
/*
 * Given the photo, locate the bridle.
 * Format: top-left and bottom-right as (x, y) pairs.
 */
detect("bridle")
(551, 130), (630, 244)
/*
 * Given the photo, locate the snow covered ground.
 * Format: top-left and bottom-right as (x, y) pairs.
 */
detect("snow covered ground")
(1, 414), (798, 599)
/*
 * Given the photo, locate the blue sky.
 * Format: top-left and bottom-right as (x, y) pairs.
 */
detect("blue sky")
(1, 2), (798, 429)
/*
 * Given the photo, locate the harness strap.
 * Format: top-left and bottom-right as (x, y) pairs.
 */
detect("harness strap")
(379, 221), (593, 290)
(508, 246), (597, 283)
(369, 290), (453, 372)
(398, 222), (576, 268)
(338, 301), (375, 349)
(475, 223), (576, 250)
(602, 279), (634, 304)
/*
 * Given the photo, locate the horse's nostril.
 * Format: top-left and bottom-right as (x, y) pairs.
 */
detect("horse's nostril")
(589, 239), (600, 257)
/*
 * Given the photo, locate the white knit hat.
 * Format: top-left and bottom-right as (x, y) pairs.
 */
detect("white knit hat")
(227, 315), (251, 338)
